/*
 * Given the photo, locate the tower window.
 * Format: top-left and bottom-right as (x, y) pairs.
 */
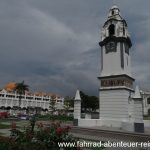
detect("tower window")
(109, 24), (115, 36)
(112, 10), (114, 15)
(125, 44), (129, 55)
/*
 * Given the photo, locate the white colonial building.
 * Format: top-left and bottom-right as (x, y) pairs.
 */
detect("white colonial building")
(0, 82), (64, 114)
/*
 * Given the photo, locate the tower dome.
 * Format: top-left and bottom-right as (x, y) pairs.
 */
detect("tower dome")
(108, 5), (122, 20)
(111, 5), (119, 10)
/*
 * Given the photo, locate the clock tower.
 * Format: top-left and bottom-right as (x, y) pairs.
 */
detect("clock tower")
(98, 5), (136, 122)
(73, 5), (144, 133)
(99, 5), (133, 79)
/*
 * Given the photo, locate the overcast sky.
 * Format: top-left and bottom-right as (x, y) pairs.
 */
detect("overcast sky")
(0, 0), (150, 96)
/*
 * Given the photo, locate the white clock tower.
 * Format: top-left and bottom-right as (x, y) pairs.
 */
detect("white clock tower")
(98, 5), (144, 132)
(100, 5), (132, 78)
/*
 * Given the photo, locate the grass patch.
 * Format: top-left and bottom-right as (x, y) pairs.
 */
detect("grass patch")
(0, 123), (10, 129)
(0, 122), (21, 129)
(37, 114), (73, 122)
(0, 118), (20, 122)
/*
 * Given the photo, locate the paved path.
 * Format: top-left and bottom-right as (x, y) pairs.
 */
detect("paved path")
(70, 126), (150, 150)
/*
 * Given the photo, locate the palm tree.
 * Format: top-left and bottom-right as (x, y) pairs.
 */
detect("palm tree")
(49, 95), (56, 115)
(15, 81), (29, 109)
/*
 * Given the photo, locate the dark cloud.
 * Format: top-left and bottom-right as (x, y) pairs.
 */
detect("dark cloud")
(0, 0), (150, 96)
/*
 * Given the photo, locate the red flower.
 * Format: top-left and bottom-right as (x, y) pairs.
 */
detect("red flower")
(56, 127), (64, 135)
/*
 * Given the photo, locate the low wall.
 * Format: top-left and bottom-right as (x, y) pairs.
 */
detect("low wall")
(143, 120), (150, 127)
(78, 119), (122, 128)
(77, 119), (147, 133)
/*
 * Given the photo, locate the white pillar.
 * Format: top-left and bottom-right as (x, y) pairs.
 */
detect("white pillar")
(74, 90), (81, 119)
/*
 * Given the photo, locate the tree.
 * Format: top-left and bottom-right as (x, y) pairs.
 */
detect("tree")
(80, 91), (88, 112)
(87, 96), (99, 112)
(64, 96), (74, 115)
(80, 91), (99, 113)
(15, 81), (29, 109)
(49, 95), (56, 115)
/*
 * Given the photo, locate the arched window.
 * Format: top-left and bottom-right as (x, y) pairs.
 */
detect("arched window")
(112, 10), (114, 15)
(109, 24), (115, 36)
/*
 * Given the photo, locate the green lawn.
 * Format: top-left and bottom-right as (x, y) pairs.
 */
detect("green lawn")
(0, 123), (10, 129)
(0, 120), (27, 130)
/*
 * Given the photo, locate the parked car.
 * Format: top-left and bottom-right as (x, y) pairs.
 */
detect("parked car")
(19, 114), (29, 120)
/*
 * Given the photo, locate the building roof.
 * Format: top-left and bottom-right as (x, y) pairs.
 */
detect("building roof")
(111, 5), (119, 10)
(2, 82), (62, 98)
(4, 82), (17, 92)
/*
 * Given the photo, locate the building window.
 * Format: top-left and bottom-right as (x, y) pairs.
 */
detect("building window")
(109, 24), (115, 36)
(0, 94), (4, 97)
(147, 97), (150, 104)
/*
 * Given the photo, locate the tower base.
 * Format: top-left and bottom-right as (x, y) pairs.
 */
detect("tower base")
(75, 118), (144, 133)
(122, 121), (144, 133)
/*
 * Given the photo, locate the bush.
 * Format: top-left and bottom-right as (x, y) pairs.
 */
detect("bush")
(37, 114), (73, 121)
(0, 122), (78, 150)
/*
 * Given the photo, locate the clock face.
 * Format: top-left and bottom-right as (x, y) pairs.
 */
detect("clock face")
(105, 41), (116, 53)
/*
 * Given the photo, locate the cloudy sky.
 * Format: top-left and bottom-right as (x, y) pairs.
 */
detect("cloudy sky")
(0, 0), (150, 96)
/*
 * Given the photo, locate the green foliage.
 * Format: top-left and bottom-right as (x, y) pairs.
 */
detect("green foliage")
(64, 96), (74, 114)
(15, 81), (29, 107)
(0, 136), (16, 150)
(49, 95), (56, 115)
(80, 91), (99, 113)
(29, 115), (36, 132)
(15, 81), (29, 95)
(49, 114), (73, 122)
(37, 114), (73, 121)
